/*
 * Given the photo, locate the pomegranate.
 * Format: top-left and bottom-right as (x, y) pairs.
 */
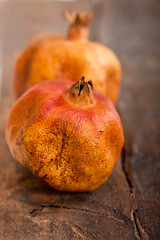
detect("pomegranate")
(6, 77), (124, 192)
(13, 11), (121, 103)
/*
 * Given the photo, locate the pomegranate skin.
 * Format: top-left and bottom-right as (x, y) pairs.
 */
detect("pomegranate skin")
(6, 78), (124, 192)
(13, 13), (121, 103)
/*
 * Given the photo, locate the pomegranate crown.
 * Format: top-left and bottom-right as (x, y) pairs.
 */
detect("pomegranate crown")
(64, 10), (93, 26)
(71, 76), (93, 96)
(66, 76), (94, 107)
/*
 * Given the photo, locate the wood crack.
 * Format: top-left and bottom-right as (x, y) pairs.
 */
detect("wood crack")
(133, 209), (150, 240)
(30, 204), (124, 223)
(121, 143), (149, 240)
(30, 204), (100, 217)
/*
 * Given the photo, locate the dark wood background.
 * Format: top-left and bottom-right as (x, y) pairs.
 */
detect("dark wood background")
(0, 0), (160, 239)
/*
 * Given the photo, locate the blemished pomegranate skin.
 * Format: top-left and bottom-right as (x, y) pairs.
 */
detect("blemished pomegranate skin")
(6, 77), (124, 192)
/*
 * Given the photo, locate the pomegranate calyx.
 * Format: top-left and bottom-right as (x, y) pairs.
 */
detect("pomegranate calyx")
(64, 11), (93, 40)
(65, 76), (94, 107)
(64, 11), (93, 27)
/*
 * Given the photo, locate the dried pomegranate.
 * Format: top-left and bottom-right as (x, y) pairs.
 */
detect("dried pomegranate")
(6, 77), (124, 192)
(13, 11), (121, 103)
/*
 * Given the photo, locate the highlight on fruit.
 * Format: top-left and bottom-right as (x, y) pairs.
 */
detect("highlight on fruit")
(6, 77), (124, 192)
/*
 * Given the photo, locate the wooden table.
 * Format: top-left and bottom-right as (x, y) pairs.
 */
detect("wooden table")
(0, 0), (159, 239)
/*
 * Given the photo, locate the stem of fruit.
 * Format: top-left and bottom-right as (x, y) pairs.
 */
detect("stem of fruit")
(66, 76), (94, 107)
(64, 11), (93, 41)
(67, 25), (88, 40)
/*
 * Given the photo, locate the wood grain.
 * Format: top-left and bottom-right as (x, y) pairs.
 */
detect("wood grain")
(0, 0), (160, 239)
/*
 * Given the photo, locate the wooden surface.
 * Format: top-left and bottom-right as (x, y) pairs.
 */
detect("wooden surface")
(0, 0), (160, 239)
